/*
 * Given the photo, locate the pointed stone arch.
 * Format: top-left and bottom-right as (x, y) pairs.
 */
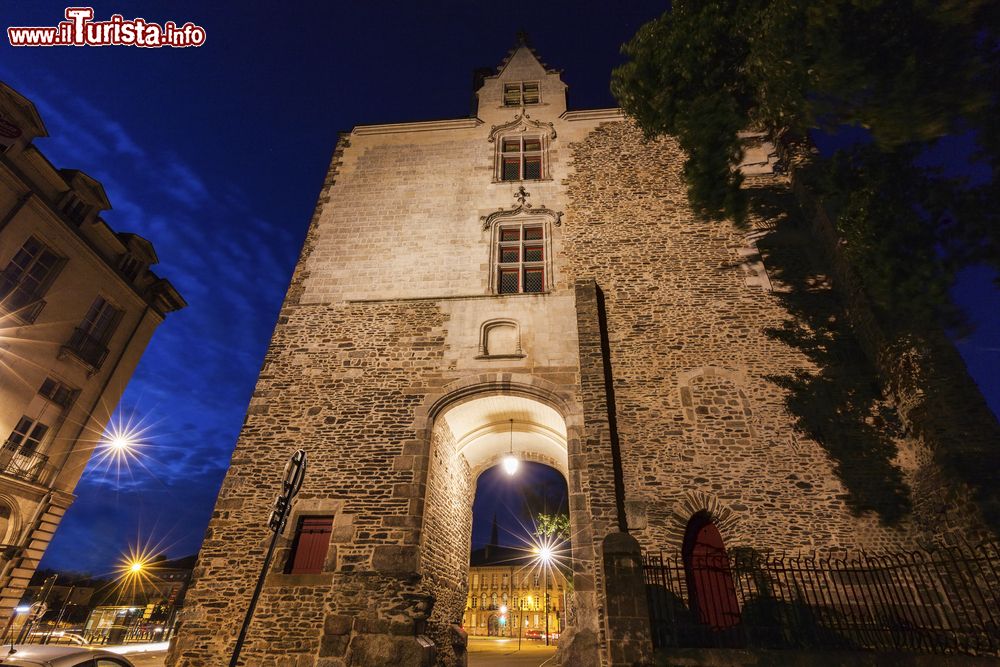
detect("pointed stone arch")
(664, 491), (742, 552)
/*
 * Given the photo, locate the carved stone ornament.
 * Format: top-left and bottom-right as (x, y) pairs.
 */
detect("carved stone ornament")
(487, 109), (557, 143)
(480, 186), (563, 231)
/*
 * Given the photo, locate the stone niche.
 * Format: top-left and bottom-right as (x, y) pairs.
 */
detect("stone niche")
(476, 319), (525, 359)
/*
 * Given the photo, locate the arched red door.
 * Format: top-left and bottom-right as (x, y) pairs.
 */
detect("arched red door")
(683, 515), (740, 629)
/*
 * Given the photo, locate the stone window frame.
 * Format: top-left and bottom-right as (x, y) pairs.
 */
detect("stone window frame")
(494, 132), (550, 183)
(487, 217), (553, 295)
(285, 515), (334, 575)
(275, 501), (343, 576)
(496, 132), (548, 183)
(503, 81), (540, 107)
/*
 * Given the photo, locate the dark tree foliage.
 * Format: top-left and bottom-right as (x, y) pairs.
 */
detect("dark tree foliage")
(611, 0), (998, 332)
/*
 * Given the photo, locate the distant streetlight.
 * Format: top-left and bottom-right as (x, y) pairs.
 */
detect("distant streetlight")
(534, 545), (553, 646)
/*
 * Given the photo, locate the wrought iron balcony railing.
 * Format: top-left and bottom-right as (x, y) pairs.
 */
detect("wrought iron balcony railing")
(62, 327), (109, 370)
(0, 274), (46, 323)
(0, 439), (53, 485)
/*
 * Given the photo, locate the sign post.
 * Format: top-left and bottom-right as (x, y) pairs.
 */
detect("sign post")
(228, 449), (306, 667)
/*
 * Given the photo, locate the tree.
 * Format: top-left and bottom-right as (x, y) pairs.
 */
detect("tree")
(611, 0), (999, 331)
(533, 513), (570, 541)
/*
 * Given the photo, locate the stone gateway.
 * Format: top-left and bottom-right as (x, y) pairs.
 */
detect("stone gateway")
(168, 39), (998, 667)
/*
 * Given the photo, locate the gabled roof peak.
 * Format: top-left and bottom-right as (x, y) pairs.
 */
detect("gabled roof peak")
(495, 32), (560, 75)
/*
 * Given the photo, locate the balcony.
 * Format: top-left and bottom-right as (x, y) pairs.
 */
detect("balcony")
(0, 440), (53, 485)
(62, 327), (109, 370)
(0, 275), (46, 324)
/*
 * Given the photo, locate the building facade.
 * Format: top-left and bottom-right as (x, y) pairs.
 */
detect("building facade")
(463, 539), (568, 640)
(169, 39), (1000, 667)
(0, 82), (185, 628)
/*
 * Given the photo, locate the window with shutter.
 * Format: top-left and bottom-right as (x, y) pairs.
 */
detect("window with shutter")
(288, 516), (333, 574)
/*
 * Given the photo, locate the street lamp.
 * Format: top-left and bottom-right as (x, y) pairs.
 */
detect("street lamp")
(535, 545), (553, 646)
(502, 419), (518, 475)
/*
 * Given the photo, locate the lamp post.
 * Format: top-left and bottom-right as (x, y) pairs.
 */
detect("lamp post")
(536, 545), (553, 646)
(229, 449), (306, 667)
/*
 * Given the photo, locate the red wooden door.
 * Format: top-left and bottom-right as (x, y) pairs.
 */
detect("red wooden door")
(685, 520), (740, 629)
(289, 517), (332, 574)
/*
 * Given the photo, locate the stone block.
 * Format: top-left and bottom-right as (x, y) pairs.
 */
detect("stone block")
(372, 545), (420, 574)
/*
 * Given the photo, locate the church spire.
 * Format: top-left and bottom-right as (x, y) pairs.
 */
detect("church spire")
(490, 512), (499, 546)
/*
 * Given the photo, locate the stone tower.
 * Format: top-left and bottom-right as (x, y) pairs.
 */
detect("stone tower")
(169, 38), (999, 667)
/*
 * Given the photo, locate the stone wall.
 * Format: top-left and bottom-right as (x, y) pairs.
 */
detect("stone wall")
(420, 421), (473, 666)
(559, 120), (948, 554)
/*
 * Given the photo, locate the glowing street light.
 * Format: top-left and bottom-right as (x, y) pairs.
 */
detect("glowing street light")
(502, 455), (519, 476)
(536, 545), (553, 564)
(503, 419), (519, 476)
(533, 542), (555, 646)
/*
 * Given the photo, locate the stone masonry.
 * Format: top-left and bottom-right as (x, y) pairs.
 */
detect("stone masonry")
(168, 38), (998, 667)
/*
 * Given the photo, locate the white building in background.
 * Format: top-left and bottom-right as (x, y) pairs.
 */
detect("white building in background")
(0, 81), (185, 625)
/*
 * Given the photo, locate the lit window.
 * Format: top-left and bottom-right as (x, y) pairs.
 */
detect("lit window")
(499, 136), (543, 182)
(0, 237), (62, 322)
(287, 516), (333, 574)
(496, 223), (546, 294)
(503, 81), (540, 106)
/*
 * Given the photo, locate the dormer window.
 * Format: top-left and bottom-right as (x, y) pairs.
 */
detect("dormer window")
(503, 82), (539, 106)
(61, 194), (90, 225)
(500, 136), (543, 181)
(119, 253), (143, 281)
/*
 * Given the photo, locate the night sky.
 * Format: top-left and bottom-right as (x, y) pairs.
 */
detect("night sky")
(1, 2), (996, 574)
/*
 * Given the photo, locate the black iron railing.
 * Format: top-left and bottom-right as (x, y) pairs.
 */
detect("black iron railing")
(0, 439), (52, 484)
(63, 327), (109, 369)
(0, 274), (46, 323)
(643, 544), (1000, 656)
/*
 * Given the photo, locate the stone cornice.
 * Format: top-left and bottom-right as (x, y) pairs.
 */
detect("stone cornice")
(353, 118), (483, 136)
(559, 108), (624, 122)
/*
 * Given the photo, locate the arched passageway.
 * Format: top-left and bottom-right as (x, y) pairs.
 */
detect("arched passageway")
(417, 390), (586, 666)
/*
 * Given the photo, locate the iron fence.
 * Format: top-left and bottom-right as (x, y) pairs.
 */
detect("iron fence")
(643, 543), (1000, 656)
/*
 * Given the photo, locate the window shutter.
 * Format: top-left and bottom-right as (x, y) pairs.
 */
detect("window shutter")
(289, 516), (333, 574)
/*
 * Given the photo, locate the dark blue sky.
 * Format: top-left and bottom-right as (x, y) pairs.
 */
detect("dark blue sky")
(1, 2), (995, 574)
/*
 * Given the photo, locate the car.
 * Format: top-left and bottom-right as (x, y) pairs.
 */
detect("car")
(524, 629), (543, 640)
(0, 645), (136, 666)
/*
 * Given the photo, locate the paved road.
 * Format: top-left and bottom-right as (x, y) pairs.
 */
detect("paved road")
(118, 651), (168, 667)
(103, 639), (557, 667)
(468, 637), (557, 666)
